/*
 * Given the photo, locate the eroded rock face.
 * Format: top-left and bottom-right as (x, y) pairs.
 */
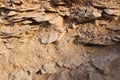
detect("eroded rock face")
(0, 0), (120, 80)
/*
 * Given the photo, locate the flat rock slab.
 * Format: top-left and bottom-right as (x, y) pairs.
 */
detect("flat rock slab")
(92, 53), (120, 73)
(39, 26), (65, 44)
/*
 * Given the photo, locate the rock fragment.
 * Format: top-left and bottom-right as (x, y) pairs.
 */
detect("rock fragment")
(92, 53), (120, 73)
(49, 16), (63, 27)
(33, 13), (57, 22)
(40, 64), (57, 74)
(71, 7), (102, 23)
(7, 11), (17, 16)
(104, 9), (120, 16)
(92, 3), (107, 8)
(12, 0), (23, 4)
(84, 8), (102, 20)
(40, 30), (61, 44)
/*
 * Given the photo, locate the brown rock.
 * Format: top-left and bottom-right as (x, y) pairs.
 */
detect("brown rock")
(49, 16), (63, 27)
(40, 30), (61, 44)
(40, 64), (57, 74)
(12, 0), (23, 4)
(33, 13), (57, 22)
(92, 53), (120, 73)
(104, 9), (120, 16)
(7, 11), (17, 16)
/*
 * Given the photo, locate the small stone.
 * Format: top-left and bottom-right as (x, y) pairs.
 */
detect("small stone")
(0, 18), (4, 23)
(71, 23), (78, 29)
(7, 11), (17, 16)
(12, 0), (23, 4)
(104, 9), (120, 16)
(112, 37), (120, 42)
(40, 31), (60, 44)
(92, 9), (102, 18)
(21, 20), (32, 24)
(40, 64), (57, 74)
(92, 3), (106, 8)
(40, 26), (65, 44)
(56, 62), (64, 68)
(115, 35), (120, 39)
(49, 16), (63, 28)
(85, 8), (102, 20)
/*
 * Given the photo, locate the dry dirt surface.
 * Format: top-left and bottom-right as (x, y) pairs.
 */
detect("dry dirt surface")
(0, 0), (120, 80)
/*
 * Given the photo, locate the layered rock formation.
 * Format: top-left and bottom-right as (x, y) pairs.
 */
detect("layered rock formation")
(0, 0), (120, 80)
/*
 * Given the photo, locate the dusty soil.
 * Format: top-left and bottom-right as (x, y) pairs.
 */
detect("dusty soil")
(0, 0), (120, 80)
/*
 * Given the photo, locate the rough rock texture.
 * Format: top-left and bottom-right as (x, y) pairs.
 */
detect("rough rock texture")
(0, 0), (120, 80)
